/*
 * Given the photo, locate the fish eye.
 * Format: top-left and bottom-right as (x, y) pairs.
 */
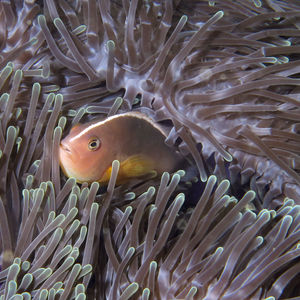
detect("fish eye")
(88, 138), (101, 151)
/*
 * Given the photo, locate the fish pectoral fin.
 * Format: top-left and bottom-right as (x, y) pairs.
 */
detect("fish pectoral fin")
(98, 155), (155, 185)
(120, 155), (155, 178)
(99, 166), (112, 184)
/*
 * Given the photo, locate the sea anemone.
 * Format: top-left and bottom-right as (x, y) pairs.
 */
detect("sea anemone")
(0, 0), (299, 299)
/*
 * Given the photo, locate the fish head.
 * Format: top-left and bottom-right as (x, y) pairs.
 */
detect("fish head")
(59, 123), (112, 183)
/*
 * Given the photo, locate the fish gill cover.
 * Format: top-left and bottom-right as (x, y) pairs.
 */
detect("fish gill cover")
(0, 0), (299, 299)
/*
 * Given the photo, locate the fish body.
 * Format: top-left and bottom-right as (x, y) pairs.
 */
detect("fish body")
(59, 112), (181, 184)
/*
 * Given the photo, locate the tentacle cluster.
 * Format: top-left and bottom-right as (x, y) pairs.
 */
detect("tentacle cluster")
(31, 0), (300, 204)
(0, 0), (299, 299)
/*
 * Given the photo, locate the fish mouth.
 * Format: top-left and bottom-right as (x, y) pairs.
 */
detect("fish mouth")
(60, 141), (72, 154)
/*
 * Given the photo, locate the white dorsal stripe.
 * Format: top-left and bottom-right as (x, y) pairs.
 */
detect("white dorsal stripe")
(69, 112), (167, 142)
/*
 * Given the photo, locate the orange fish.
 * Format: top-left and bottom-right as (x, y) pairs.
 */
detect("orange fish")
(59, 112), (181, 184)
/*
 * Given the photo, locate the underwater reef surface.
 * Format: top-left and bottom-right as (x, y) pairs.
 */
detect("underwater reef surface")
(0, 0), (299, 299)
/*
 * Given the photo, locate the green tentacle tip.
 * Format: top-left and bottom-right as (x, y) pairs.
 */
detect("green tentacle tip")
(53, 17), (63, 27)
(215, 10), (224, 19)
(112, 159), (120, 169)
(106, 40), (115, 49)
(149, 260), (157, 271)
(14, 69), (23, 80)
(124, 192), (135, 201)
(180, 15), (188, 22)
(21, 293), (31, 300)
(142, 288), (150, 299)
(8, 263), (20, 280)
(245, 190), (256, 202)
(224, 151), (233, 162)
(7, 126), (17, 138)
(55, 93), (64, 105)
(21, 261), (31, 272)
(75, 283), (85, 295)
(7, 280), (17, 297)
(253, 0), (262, 8)
(75, 294), (86, 300)
(73, 25), (87, 35)
(127, 247), (135, 257)
(13, 257), (21, 265)
(120, 282), (139, 299)
(39, 289), (48, 299)
(186, 286), (197, 298)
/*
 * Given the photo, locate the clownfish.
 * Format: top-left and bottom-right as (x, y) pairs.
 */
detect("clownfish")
(59, 112), (181, 184)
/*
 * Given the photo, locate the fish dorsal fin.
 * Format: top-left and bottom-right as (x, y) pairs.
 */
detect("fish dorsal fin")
(70, 123), (82, 134)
